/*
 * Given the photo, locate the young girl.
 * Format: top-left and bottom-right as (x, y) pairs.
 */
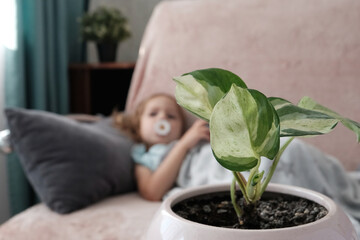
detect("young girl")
(114, 93), (210, 201)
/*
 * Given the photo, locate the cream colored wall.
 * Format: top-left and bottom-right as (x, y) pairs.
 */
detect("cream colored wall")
(87, 0), (163, 63)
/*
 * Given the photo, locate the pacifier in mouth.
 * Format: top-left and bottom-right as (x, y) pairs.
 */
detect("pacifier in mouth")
(154, 120), (171, 136)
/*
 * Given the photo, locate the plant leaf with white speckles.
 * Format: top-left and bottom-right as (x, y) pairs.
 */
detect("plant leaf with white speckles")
(210, 85), (280, 171)
(173, 68), (247, 121)
(298, 96), (360, 142)
(269, 97), (339, 137)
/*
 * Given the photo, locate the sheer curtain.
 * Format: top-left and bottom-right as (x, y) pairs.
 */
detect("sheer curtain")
(0, 44), (10, 224)
(0, 0), (15, 223)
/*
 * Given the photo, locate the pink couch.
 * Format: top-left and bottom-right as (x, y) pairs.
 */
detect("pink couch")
(127, 0), (360, 170)
(1, 0), (359, 239)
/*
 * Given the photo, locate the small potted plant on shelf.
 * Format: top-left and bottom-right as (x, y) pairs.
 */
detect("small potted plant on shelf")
(79, 6), (131, 62)
(146, 68), (360, 240)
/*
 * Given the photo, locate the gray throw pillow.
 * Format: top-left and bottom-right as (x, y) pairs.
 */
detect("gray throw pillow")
(5, 108), (136, 214)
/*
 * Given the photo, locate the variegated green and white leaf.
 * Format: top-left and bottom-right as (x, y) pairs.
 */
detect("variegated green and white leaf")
(210, 85), (279, 172)
(173, 68), (247, 121)
(174, 74), (213, 121)
(298, 96), (360, 142)
(269, 97), (339, 137)
(249, 91), (280, 159)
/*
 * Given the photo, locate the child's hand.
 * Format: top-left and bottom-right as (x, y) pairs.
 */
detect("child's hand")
(178, 119), (210, 151)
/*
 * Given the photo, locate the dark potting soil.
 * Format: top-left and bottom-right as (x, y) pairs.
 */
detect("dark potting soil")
(172, 191), (328, 229)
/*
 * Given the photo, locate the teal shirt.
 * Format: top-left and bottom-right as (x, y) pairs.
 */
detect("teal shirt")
(131, 141), (176, 171)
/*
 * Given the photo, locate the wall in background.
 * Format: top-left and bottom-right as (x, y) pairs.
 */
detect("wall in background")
(0, 46), (10, 224)
(87, 0), (163, 63)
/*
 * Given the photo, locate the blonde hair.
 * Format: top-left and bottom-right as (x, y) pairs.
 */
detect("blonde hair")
(113, 93), (186, 142)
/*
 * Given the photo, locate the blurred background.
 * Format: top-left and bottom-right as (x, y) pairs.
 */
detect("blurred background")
(0, 0), (164, 224)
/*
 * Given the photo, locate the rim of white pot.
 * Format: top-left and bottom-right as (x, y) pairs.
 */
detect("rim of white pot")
(146, 183), (357, 239)
(165, 183), (337, 232)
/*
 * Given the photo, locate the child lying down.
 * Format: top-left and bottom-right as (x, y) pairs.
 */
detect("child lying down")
(114, 93), (360, 236)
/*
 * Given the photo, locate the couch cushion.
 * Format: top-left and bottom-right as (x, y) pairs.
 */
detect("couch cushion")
(0, 193), (161, 240)
(5, 108), (136, 214)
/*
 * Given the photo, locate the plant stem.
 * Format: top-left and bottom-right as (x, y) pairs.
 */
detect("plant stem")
(232, 171), (250, 204)
(231, 177), (244, 224)
(246, 157), (261, 202)
(259, 137), (295, 195)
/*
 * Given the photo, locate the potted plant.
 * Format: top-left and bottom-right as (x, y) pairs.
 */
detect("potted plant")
(146, 68), (360, 239)
(79, 6), (131, 62)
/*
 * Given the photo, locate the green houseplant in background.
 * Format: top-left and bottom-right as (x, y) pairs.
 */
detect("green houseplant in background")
(173, 68), (360, 226)
(79, 6), (131, 62)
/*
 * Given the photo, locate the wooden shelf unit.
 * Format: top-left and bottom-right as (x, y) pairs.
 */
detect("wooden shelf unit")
(68, 62), (135, 115)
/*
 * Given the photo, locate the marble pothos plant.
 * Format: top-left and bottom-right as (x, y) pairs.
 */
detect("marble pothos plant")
(173, 68), (360, 224)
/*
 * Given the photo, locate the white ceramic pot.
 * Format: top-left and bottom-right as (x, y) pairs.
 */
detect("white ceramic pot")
(145, 183), (358, 240)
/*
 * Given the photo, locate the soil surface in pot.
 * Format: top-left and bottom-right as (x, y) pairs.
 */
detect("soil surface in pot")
(172, 191), (328, 229)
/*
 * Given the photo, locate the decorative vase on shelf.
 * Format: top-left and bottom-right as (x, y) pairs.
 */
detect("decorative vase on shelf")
(96, 43), (118, 63)
(145, 184), (358, 240)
